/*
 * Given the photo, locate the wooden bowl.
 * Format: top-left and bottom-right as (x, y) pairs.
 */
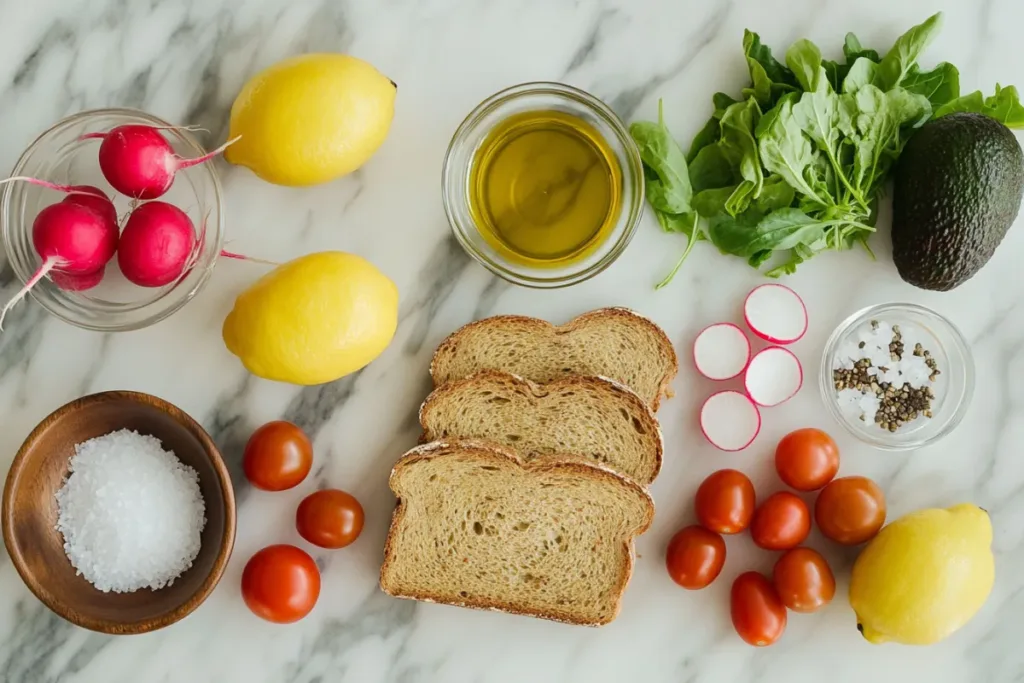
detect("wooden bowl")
(2, 391), (236, 634)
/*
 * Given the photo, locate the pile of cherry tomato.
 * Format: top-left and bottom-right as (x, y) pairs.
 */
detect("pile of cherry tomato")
(665, 428), (887, 646)
(239, 421), (366, 624)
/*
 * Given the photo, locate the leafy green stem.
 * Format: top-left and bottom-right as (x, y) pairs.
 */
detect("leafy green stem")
(823, 146), (870, 212)
(822, 218), (876, 232)
(656, 223), (702, 290)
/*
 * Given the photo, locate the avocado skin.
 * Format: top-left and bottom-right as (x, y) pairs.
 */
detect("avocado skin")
(892, 112), (1024, 291)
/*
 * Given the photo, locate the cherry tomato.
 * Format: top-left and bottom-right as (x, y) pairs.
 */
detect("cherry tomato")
(772, 547), (836, 613)
(695, 469), (756, 534)
(731, 571), (787, 646)
(243, 421), (313, 491)
(665, 525), (726, 590)
(774, 428), (840, 491)
(750, 491), (811, 550)
(241, 544), (320, 623)
(815, 476), (886, 545)
(296, 489), (365, 549)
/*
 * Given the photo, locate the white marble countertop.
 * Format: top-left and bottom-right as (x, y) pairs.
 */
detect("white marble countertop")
(0, 0), (1022, 681)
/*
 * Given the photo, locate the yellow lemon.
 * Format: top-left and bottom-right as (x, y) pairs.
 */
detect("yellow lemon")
(850, 503), (994, 645)
(223, 252), (398, 385)
(226, 54), (396, 186)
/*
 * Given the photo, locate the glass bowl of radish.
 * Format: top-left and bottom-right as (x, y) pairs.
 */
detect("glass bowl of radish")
(1, 109), (224, 331)
(820, 303), (974, 451)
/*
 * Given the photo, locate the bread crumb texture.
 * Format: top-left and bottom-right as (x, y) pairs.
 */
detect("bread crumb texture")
(381, 442), (653, 626)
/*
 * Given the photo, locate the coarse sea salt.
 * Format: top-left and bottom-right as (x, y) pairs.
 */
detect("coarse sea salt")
(55, 429), (206, 593)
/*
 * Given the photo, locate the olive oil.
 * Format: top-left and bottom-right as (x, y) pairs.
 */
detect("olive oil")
(468, 110), (622, 266)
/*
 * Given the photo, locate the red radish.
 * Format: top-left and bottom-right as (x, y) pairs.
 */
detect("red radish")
(51, 268), (105, 292)
(81, 125), (238, 199)
(700, 390), (761, 451)
(62, 186), (118, 228)
(694, 323), (751, 380)
(744, 347), (803, 407)
(117, 201), (197, 287)
(0, 202), (118, 329)
(744, 284), (808, 345)
(31, 204), (117, 275)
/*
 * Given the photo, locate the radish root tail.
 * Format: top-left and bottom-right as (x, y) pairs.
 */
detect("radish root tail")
(219, 250), (279, 266)
(0, 177), (104, 196)
(0, 256), (63, 331)
(177, 136), (242, 169)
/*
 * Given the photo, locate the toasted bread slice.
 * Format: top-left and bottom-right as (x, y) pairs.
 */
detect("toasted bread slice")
(380, 440), (654, 626)
(430, 308), (678, 411)
(419, 371), (662, 485)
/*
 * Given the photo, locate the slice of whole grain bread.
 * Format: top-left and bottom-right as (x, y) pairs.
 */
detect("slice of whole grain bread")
(379, 440), (654, 627)
(429, 308), (678, 411)
(419, 371), (663, 484)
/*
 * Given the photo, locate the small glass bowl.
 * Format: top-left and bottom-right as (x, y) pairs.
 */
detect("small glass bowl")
(2, 109), (224, 331)
(441, 82), (644, 288)
(820, 303), (975, 451)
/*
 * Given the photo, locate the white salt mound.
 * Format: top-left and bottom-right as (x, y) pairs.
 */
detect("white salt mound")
(55, 429), (206, 593)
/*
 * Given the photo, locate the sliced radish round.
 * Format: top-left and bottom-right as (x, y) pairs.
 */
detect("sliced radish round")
(693, 323), (751, 380)
(744, 346), (803, 407)
(700, 390), (761, 451)
(744, 284), (808, 345)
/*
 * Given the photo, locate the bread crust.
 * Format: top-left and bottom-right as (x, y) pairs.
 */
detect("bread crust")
(418, 370), (664, 484)
(429, 308), (678, 411)
(379, 439), (655, 627)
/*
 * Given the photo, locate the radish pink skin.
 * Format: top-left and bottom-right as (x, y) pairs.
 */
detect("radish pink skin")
(744, 284), (808, 345)
(94, 125), (179, 199)
(51, 268), (104, 292)
(32, 202), (118, 274)
(700, 390), (762, 452)
(61, 185), (117, 228)
(744, 346), (804, 407)
(117, 201), (196, 287)
(693, 322), (751, 381)
(88, 125), (236, 200)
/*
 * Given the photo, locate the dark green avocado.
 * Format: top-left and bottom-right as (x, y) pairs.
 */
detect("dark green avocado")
(892, 112), (1024, 291)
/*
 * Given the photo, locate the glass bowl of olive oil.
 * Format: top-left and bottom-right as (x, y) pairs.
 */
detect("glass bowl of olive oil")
(442, 82), (644, 288)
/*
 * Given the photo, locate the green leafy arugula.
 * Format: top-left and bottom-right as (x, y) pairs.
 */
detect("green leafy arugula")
(629, 11), (1024, 288)
(935, 84), (1024, 126)
(629, 100), (692, 214)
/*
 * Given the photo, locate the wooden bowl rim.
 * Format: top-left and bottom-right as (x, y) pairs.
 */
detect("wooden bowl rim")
(1, 390), (237, 635)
